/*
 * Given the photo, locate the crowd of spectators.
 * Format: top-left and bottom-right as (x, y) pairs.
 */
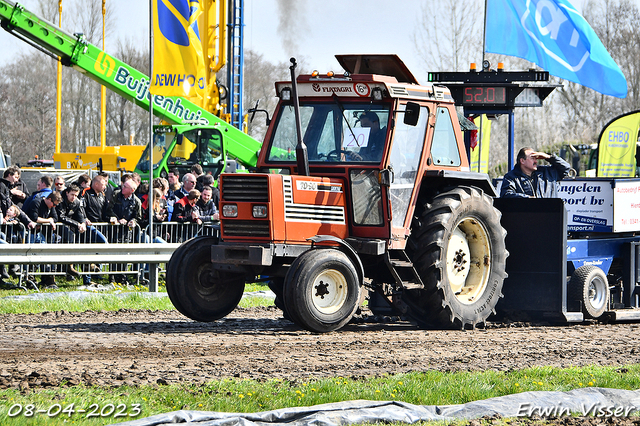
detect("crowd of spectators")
(0, 166), (220, 289)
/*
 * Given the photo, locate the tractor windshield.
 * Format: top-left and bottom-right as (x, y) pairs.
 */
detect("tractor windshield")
(267, 102), (390, 163)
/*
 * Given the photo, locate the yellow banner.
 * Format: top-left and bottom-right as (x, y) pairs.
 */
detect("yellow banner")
(151, 0), (206, 101)
(470, 115), (491, 174)
(597, 112), (640, 177)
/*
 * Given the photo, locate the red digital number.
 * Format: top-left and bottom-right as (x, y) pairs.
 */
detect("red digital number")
(464, 87), (506, 104)
(486, 87), (494, 102)
(464, 87), (473, 103)
(474, 87), (483, 102)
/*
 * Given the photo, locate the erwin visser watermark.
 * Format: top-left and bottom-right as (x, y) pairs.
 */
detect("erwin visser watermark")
(517, 403), (638, 418)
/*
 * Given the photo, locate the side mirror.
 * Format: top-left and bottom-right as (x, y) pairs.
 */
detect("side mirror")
(403, 102), (420, 126)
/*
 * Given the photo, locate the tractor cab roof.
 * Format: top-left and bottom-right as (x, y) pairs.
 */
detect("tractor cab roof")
(275, 54), (452, 103)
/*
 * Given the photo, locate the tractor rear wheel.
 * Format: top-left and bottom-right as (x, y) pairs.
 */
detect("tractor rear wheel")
(165, 235), (213, 315)
(166, 236), (245, 322)
(568, 264), (609, 319)
(283, 249), (361, 333)
(404, 186), (507, 329)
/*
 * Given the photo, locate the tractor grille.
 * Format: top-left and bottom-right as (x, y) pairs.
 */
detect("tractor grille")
(222, 175), (269, 202)
(223, 220), (270, 237)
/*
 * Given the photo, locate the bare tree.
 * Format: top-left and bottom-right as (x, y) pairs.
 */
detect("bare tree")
(0, 52), (58, 164)
(243, 50), (290, 141)
(107, 38), (151, 147)
(414, 0), (483, 72)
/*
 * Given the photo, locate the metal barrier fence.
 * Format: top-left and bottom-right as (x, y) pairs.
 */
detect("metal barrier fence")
(0, 222), (218, 290)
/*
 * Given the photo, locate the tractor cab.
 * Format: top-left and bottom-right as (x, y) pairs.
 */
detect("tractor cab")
(254, 55), (467, 246)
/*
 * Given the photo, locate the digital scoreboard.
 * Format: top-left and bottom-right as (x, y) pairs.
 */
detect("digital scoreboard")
(428, 68), (558, 110)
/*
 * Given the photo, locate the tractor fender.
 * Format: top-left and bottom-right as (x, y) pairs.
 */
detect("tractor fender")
(308, 235), (365, 286)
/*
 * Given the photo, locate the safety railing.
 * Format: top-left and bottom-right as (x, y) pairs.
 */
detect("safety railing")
(0, 222), (219, 291)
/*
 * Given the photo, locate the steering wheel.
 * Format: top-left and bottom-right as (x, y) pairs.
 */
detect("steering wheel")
(326, 149), (352, 162)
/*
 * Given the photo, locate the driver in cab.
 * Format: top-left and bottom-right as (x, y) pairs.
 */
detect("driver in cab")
(348, 111), (386, 161)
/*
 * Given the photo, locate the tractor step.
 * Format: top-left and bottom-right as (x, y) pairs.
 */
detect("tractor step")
(385, 250), (424, 290)
(390, 260), (413, 268)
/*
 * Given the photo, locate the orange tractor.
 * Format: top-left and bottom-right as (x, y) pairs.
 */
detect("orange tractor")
(166, 55), (508, 332)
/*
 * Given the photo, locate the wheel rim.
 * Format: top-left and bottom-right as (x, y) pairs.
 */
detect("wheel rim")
(195, 264), (220, 298)
(311, 269), (348, 315)
(588, 275), (607, 311)
(446, 217), (492, 305)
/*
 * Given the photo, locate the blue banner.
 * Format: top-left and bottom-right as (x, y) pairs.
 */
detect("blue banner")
(485, 0), (627, 98)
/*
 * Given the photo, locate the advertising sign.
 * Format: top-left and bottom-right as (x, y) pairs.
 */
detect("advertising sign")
(557, 179), (613, 232)
(597, 111), (640, 177)
(613, 179), (640, 232)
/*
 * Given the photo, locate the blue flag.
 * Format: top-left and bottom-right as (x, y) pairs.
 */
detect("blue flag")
(485, 0), (627, 98)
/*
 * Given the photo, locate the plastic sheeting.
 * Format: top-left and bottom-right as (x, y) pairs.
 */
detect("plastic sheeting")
(114, 387), (640, 426)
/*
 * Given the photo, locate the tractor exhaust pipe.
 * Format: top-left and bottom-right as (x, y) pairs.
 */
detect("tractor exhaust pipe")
(289, 58), (310, 176)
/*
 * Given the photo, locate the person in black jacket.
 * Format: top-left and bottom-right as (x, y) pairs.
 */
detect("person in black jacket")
(0, 205), (37, 282)
(194, 186), (219, 224)
(82, 174), (109, 224)
(172, 189), (200, 223)
(57, 184), (108, 244)
(106, 178), (142, 243)
(106, 178), (143, 284)
(500, 147), (571, 198)
(24, 191), (63, 287)
(0, 166), (26, 215)
(26, 191), (61, 237)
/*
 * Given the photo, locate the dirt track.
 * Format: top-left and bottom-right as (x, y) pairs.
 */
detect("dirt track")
(1, 306), (640, 390)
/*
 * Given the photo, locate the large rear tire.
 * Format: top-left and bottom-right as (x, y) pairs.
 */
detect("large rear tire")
(166, 236), (245, 322)
(568, 265), (609, 319)
(404, 186), (507, 329)
(283, 249), (361, 333)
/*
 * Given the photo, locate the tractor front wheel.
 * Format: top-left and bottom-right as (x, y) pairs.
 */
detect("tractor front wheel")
(283, 249), (361, 333)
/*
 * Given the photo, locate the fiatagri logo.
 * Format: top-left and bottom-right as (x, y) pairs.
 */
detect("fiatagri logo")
(310, 82), (371, 97)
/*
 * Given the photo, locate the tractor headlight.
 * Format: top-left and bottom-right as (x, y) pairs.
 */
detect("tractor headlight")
(222, 204), (238, 218)
(252, 205), (268, 218)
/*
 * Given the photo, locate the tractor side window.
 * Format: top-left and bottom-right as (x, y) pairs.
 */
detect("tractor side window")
(388, 104), (428, 229)
(431, 107), (461, 167)
(350, 169), (383, 226)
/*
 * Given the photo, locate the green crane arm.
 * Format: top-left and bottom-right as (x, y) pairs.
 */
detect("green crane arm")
(0, 0), (261, 168)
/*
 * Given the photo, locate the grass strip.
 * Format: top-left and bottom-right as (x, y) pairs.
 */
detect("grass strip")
(0, 283), (272, 314)
(0, 365), (638, 425)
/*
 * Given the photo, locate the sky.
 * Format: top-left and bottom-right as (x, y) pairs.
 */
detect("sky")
(0, 0), (632, 85)
(0, 0), (428, 79)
